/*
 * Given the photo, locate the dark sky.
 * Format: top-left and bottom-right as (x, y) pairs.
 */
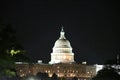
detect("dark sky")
(0, 0), (120, 64)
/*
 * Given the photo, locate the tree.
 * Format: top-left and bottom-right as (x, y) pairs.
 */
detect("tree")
(36, 72), (49, 80)
(0, 24), (24, 57)
(60, 77), (66, 80)
(72, 77), (78, 80)
(0, 18), (29, 78)
(92, 66), (120, 80)
(51, 73), (58, 80)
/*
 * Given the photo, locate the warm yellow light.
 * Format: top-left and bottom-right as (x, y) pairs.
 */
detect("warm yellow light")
(10, 49), (20, 56)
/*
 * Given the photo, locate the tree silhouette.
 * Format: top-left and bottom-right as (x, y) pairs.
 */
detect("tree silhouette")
(92, 66), (120, 80)
(51, 73), (58, 80)
(0, 24), (23, 56)
(0, 18), (29, 78)
(72, 77), (78, 80)
(36, 72), (49, 80)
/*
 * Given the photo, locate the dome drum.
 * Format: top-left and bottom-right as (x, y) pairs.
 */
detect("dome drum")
(53, 48), (72, 53)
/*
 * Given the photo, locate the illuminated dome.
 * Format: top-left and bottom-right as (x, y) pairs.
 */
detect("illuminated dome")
(49, 27), (75, 64)
(54, 31), (72, 48)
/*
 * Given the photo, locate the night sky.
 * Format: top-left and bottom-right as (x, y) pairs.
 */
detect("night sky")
(0, 0), (120, 64)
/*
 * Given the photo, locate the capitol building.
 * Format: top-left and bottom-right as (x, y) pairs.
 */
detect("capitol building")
(15, 27), (103, 79)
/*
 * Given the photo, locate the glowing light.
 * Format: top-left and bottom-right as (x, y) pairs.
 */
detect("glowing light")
(94, 64), (103, 73)
(10, 49), (21, 56)
(25, 76), (38, 80)
(27, 77), (35, 80)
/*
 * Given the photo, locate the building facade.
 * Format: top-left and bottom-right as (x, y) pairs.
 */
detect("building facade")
(15, 27), (101, 79)
(16, 63), (96, 79)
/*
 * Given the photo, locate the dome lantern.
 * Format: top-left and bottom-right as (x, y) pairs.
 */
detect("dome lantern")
(59, 26), (66, 39)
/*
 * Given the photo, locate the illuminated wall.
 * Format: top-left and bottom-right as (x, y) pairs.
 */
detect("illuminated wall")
(16, 63), (96, 78)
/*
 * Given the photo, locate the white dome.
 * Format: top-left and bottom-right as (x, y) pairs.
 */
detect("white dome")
(53, 27), (72, 48)
(49, 27), (75, 64)
(54, 39), (72, 48)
